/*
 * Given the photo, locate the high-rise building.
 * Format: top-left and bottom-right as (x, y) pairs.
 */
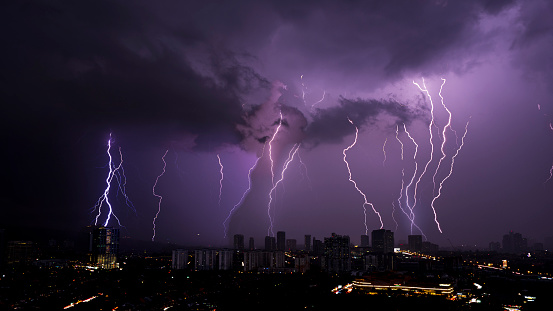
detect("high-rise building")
(313, 238), (324, 256)
(218, 249), (233, 270)
(249, 237), (255, 250)
(286, 239), (297, 251)
(233, 234), (244, 250)
(502, 231), (527, 254)
(408, 235), (422, 253)
(172, 249), (188, 270)
(89, 227), (119, 269)
(265, 236), (276, 251)
(304, 235), (311, 251)
(324, 233), (351, 273)
(361, 235), (370, 248)
(195, 249), (216, 270)
(422, 241), (439, 254)
(371, 229), (394, 253)
(489, 241), (501, 252)
(277, 231), (286, 251)
(6, 241), (34, 266)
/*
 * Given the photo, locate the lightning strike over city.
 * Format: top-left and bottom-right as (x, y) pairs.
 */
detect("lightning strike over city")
(217, 154), (224, 206)
(91, 134), (132, 228)
(411, 78), (438, 223)
(223, 144), (267, 238)
(267, 143), (301, 236)
(342, 118), (383, 235)
(5, 1), (553, 282)
(430, 119), (471, 233)
(151, 149), (169, 241)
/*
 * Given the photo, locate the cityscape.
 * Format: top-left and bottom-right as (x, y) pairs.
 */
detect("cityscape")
(1, 227), (553, 310)
(2, 0), (553, 310)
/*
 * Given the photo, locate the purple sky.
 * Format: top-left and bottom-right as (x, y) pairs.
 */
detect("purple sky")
(2, 0), (553, 248)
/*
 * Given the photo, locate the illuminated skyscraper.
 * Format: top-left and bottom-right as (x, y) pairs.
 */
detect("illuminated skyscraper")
(89, 227), (119, 269)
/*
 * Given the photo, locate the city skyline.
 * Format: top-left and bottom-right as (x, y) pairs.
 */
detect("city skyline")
(2, 0), (553, 248)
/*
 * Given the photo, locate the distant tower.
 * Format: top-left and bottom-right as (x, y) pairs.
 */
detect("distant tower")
(90, 227), (119, 269)
(233, 234), (244, 250)
(502, 231), (527, 254)
(249, 237), (255, 251)
(286, 239), (297, 251)
(408, 235), (422, 253)
(360, 235), (370, 248)
(372, 229), (394, 253)
(172, 249), (188, 270)
(265, 236), (276, 251)
(277, 231), (286, 251)
(313, 237), (324, 256)
(304, 235), (311, 251)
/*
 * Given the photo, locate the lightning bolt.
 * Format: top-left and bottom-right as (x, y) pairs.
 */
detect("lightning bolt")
(411, 78), (438, 222)
(430, 119), (470, 233)
(311, 90), (326, 109)
(431, 78), (455, 196)
(396, 124), (404, 161)
(92, 134), (130, 227)
(217, 154), (223, 205)
(151, 149), (168, 241)
(382, 138), (388, 166)
(297, 150), (313, 190)
(547, 166), (553, 184)
(343, 118), (383, 235)
(268, 111), (284, 185)
(403, 124), (420, 234)
(223, 144), (267, 238)
(267, 143), (301, 236)
(299, 75), (326, 109)
(394, 126), (426, 238)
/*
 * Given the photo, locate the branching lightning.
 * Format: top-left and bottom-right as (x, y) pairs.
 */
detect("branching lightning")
(402, 124), (422, 235)
(268, 111), (284, 185)
(223, 144), (267, 238)
(267, 143), (301, 236)
(92, 133), (134, 228)
(151, 149), (168, 241)
(395, 125), (426, 238)
(430, 120), (470, 233)
(411, 78), (437, 220)
(343, 118), (383, 235)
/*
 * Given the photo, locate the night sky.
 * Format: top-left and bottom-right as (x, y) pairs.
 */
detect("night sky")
(2, 0), (552, 248)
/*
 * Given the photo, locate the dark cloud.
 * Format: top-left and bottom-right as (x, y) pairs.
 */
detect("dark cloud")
(0, 0), (271, 152)
(305, 97), (426, 147)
